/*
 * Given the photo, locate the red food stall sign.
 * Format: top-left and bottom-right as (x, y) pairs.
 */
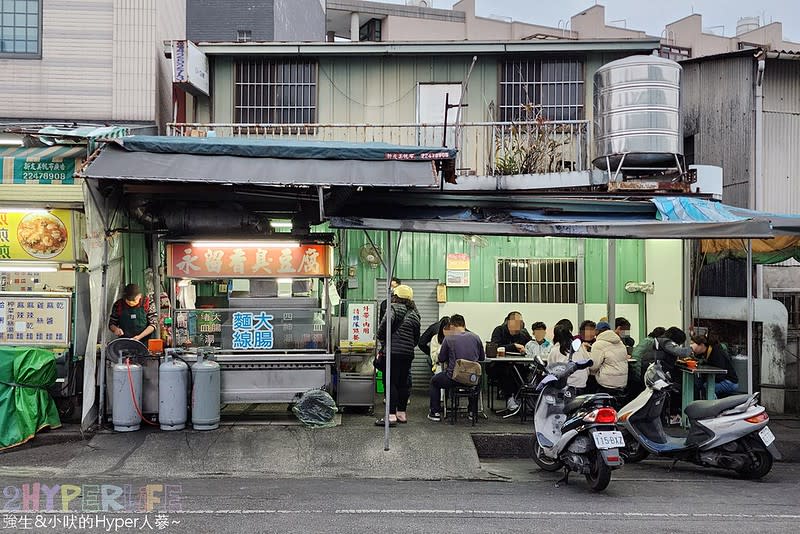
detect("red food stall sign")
(166, 244), (331, 278)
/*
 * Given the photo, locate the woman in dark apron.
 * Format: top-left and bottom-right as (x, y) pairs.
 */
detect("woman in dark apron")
(109, 284), (157, 343)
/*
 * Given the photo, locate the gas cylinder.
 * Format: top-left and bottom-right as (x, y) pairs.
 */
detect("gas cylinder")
(159, 351), (189, 431)
(112, 359), (142, 432)
(191, 350), (220, 430)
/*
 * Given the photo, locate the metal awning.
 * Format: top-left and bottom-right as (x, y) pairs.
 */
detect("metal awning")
(80, 136), (456, 187)
(329, 197), (781, 239)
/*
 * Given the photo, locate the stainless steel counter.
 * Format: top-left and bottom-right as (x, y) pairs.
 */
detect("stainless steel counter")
(179, 351), (334, 404)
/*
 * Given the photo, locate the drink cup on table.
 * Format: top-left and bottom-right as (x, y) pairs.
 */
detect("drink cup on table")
(497, 346), (506, 357)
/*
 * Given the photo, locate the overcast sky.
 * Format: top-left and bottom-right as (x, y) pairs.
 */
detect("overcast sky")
(383, 0), (800, 42)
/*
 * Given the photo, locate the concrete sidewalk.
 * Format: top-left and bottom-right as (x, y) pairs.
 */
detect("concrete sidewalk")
(2, 394), (798, 483)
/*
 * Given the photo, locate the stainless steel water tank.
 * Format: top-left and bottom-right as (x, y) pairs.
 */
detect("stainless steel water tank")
(593, 55), (682, 171)
(112, 361), (142, 432)
(159, 352), (189, 431)
(191, 351), (221, 430)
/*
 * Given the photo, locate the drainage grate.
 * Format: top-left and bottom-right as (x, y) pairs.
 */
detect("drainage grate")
(470, 432), (535, 459)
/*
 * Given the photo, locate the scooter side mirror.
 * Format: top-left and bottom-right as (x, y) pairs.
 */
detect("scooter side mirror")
(571, 338), (583, 353)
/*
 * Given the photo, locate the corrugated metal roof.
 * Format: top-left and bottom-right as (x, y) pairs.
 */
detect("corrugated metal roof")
(196, 39), (661, 56)
(330, 197), (779, 239)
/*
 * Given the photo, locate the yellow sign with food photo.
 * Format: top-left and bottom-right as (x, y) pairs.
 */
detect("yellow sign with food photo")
(0, 210), (73, 261)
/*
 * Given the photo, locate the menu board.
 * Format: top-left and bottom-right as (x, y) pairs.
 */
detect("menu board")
(0, 295), (71, 346)
(348, 303), (375, 342)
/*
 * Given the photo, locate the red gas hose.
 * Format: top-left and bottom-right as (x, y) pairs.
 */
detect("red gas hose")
(126, 359), (159, 427)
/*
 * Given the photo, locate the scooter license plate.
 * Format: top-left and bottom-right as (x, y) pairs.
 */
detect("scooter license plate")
(593, 431), (625, 449)
(759, 426), (776, 447)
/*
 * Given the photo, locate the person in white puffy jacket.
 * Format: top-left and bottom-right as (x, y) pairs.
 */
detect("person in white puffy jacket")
(588, 321), (629, 394)
(548, 323), (590, 393)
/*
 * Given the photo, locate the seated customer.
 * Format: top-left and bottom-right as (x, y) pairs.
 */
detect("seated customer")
(418, 316), (453, 374)
(690, 334), (739, 398)
(428, 314), (485, 422)
(578, 320), (597, 347)
(628, 327), (666, 397)
(615, 317), (635, 349)
(549, 323), (590, 394)
(641, 326), (693, 425)
(524, 322), (552, 361)
(488, 311), (533, 411)
(588, 321), (629, 395)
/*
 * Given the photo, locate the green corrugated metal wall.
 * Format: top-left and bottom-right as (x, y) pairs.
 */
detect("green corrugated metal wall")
(344, 231), (644, 302)
(341, 230), (646, 333)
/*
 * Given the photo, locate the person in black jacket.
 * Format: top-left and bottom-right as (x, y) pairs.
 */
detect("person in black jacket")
(639, 326), (693, 424)
(375, 284), (421, 426)
(488, 311), (532, 411)
(378, 277), (401, 322)
(690, 334), (739, 398)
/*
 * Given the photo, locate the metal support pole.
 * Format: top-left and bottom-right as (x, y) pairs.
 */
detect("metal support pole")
(683, 240), (693, 336)
(607, 239), (616, 327)
(152, 236), (162, 342)
(97, 235), (109, 429)
(577, 238), (585, 328)
(383, 230), (393, 451)
(747, 239), (754, 396)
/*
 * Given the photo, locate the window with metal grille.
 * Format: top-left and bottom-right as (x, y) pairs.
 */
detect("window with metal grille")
(234, 58), (317, 124)
(497, 258), (577, 303)
(499, 59), (584, 121)
(774, 292), (800, 329)
(0, 0), (40, 57)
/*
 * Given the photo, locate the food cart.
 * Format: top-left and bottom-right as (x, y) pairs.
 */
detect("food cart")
(165, 238), (335, 404)
(0, 208), (89, 416)
(336, 301), (378, 411)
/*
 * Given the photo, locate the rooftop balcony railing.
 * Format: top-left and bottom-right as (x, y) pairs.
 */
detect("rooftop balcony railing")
(167, 120), (591, 177)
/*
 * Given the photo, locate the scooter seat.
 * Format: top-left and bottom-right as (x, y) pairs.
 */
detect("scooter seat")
(564, 393), (613, 415)
(684, 394), (750, 420)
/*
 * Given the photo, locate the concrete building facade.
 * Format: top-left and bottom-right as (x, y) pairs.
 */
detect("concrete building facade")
(0, 0), (184, 131)
(327, 1), (799, 61)
(187, 0), (325, 43)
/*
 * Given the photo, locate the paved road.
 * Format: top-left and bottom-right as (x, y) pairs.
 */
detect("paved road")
(1, 459), (797, 533)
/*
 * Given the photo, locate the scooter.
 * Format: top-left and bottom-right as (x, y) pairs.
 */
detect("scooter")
(532, 346), (624, 492)
(618, 362), (780, 479)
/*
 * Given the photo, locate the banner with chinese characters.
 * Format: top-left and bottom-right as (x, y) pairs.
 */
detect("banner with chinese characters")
(0, 296), (71, 346)
(166, 244), (331, 278)
(1, 145), (84, 185)
(173, 308), (327, 351)
(0, 210), (74, 261)
(347, 303), (375, 342)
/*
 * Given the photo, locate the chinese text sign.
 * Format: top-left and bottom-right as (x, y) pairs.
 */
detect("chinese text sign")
(166, 244), (330, 278)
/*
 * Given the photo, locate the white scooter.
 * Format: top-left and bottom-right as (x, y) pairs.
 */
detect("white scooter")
(617, 362), (780, 479)
(532, 344), (624, 492)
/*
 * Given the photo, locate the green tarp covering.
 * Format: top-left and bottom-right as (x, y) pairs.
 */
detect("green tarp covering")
(116, 135), (457, 161)
(0, 346), (61, 451)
